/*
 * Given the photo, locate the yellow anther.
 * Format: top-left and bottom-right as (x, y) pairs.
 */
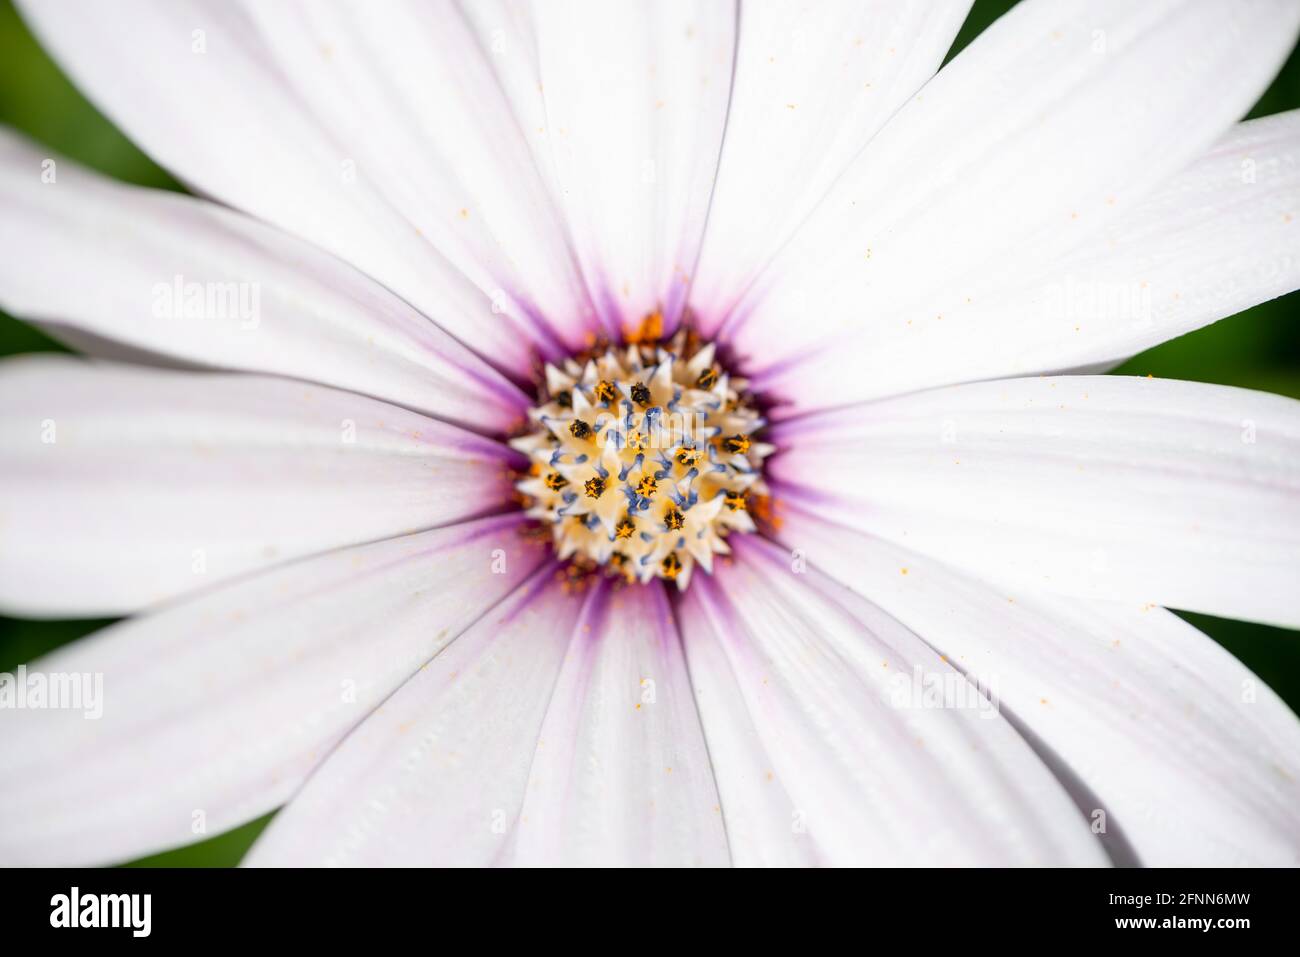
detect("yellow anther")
(615, 517), (636, 539)
(660, 552), (683, 580)
(696, 368), (718, 389)
(722, 434), (751, 455)
(584, 476), (606, 499)
(664, 507), (685, 531)
(724, 490), (747, 511)
(544, 471), (568, 491)
(636, 476), (658, 498)
(569, 419), (592, 440)
(630, 381), (651, 406)
(675, 447), (702, 468)
(594, 379), (617, 405)
(609, 550), (633, 581)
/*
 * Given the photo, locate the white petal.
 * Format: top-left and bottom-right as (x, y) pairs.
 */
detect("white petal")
(235, 1), (601, 354)
(0, 514), (548, 866)
(770, 375), (1300, 627)
(911, 110), (1300, 388)
(774, 508), (1300, 865)
(691, 0), (972, 328)
(760, 110), (1300, 406)
(510, 579), (729, 866)
(722, 0), (1300, 414)
(678, 537), (1106, 866)
(526, 0), (735, 336)
(676, 582), (818, 867)
(245, 565), (579, 867)
(0, 357), (518, 616)
(0, 130), (529, 429)
(17, 0), (600, 374)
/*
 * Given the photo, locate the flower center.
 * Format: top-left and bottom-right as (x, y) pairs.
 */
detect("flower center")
(512, 328), (771, 590)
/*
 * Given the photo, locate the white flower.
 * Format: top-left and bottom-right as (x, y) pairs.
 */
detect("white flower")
(1, 0), (1299, 867)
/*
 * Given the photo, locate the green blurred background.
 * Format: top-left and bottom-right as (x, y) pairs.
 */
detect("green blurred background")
(1, 0), (1297, 866)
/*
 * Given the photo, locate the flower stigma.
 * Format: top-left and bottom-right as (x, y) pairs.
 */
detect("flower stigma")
(512, 327), (773, 590)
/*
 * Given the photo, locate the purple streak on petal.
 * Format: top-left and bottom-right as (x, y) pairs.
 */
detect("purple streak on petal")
(504, 291), (572, 364)
(210, 201), (534, 418)
(728, 531), (797, 575)
(703, 289), (757, 342)
(747, 341), (826, 387)
(662, 276), (692, 338)
(685, 565), (748, 648)
(585, 276), (630, 341)
(575, 576), (614, 647)
(459, 360), (533, 417)
(765, 404), (864, 447)
(440, 511), (532, 548)
(608, 578), (677, 650)
(443, 428), (528, 469)
(643, 579), (679, 649)
(763, 475), (847, 510)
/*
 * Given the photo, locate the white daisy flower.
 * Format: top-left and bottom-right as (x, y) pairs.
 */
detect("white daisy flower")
(1, 0), (1299, 867)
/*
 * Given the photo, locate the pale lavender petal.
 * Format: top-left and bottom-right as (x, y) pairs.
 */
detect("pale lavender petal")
(768, 374), (1300, 627)
(0, 356), (521, 616)
(678, 536), (1106, 866)
(0, 514), (547, 866)
(510, 579), (729, 866)
(17, 0), (603, 375)
(523, 0), (736, 337)
(0, 129), (529, 429)
(692, 0), (972, 331)
(720, 0), (1300, 415)
(774, 507), (1300, 865)
(245, 570), (574, 866)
